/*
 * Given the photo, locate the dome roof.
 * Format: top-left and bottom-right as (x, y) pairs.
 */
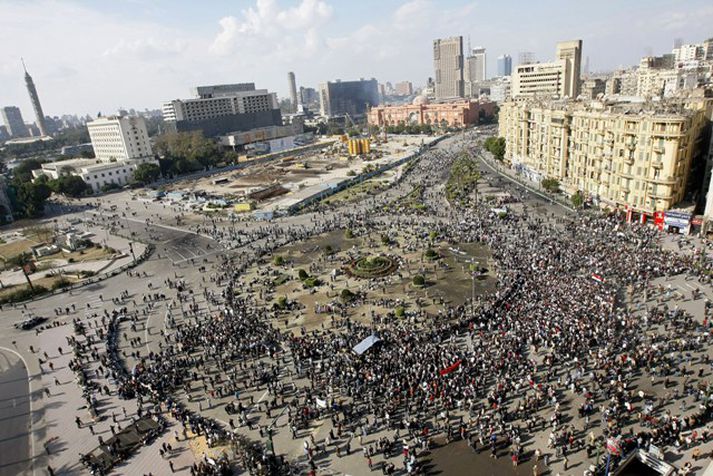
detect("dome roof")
(412, 95), (430, 106)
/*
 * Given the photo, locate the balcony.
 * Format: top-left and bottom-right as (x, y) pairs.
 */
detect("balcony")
(649, 191), (672, 199)
(646, 175), (676, 185)
(651, 161), (663, 169)
(619, 170), (635, 179)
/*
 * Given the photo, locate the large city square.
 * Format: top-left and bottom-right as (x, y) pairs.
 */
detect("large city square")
(3, 2), (713, 476)
(2, 130), (713, 476)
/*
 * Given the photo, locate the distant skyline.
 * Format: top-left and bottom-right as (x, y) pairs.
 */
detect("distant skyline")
(1, 0), (712, 117)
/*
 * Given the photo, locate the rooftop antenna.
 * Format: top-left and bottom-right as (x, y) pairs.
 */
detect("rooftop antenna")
(21, 57), (27, 73)
(467, 36), (472, 55)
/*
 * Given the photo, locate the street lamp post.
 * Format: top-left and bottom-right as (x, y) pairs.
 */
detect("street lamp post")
(129, 242), (136, 263)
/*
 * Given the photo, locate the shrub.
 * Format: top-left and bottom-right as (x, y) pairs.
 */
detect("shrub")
(424, 248), (439, 260)
(303, 277), (321, 288)
(380, 234), (390, 246)
(51, 278), (71, 290)
(0, 285), (49, 305)
(345, 229), (354, 239)
(395, 306), (405, 317)
(324, 245), (334, 255)
(297, 269), (309, 281)
(541, 177), (560, 193)
(276, 296), (288, 309)
(340, 289), (355, 302)
(413, 275), (426, 286)
(273, 255), (285, 266)
(571, 191), (585, 208)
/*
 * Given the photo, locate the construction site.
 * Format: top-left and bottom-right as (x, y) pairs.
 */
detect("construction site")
(159, 133), (440, 216)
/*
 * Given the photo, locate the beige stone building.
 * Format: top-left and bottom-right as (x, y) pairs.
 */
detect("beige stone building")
(498, 98), (710, 215)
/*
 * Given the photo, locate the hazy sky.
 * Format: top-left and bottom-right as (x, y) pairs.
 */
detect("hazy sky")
(1, 0), (712, 118)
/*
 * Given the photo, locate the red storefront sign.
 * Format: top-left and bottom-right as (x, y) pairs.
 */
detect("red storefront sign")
(653, 211), (665, 231)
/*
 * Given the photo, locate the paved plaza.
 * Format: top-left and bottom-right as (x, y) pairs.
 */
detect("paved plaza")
(2, 131), (713, 476)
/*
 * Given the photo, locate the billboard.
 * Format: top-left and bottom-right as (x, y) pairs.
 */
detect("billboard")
(664, 211), (690, 229)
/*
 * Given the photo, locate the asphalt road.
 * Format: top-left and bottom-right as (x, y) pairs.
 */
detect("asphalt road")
(0, 349), (31, 476)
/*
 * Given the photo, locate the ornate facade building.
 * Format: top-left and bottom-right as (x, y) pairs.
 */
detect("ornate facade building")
(367, 96), (496, 128)
(498, 96), (711, 215)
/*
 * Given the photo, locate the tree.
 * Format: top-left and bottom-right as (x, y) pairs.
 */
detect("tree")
(12, 159), (44, 183)
(297, 269), (309, 281)
(15, 181), (51, 218)
(49, 175), (89, 197)
(484, 137), (506, 161)
(571, 191), (585, 208)
(154, 131), (220, 173)
(132, 163), (161, 185)
(541, 177), (560, 193)
(412, 275), (426, 286)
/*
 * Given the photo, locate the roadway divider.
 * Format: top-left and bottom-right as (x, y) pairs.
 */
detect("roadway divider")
(286, 135), (449, 215)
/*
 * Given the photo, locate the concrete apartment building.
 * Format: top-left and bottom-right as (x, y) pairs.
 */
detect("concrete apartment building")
(511, 40), (582, 99)
(394, 81), (414, 96)
(433, 36), (465, 99)
(34, 115), (157, 193)
(498, 97), (710, 216)
(580, 78), (606, 99)
(162, 83), (282, 137)
(318, 79), (379, 117)
(626, 37), (713, 100)
(1, 106), (28, 138)
(605, 69), (639, 96)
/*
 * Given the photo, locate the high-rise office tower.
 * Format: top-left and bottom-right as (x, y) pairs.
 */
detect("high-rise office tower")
(465, 47), (486, 97)
(287, 72), (299, 112)
(22, 59), (48, 137)
(318, 78), (379, 117)
(433, 36), (465, 99)
(497, 55), (512, 77)
(1, 106), (28, 138)
(467, 47), (487, 82)
(556, 40), (583, 98)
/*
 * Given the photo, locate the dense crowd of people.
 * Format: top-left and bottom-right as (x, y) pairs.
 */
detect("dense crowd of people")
(39, 135), (713, 475)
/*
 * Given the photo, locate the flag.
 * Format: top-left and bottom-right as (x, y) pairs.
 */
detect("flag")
(439, 360), (462, 376)
(591, 274), (604, 283)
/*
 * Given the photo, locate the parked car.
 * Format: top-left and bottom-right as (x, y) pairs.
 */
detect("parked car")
(14, 316), (48, 330)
